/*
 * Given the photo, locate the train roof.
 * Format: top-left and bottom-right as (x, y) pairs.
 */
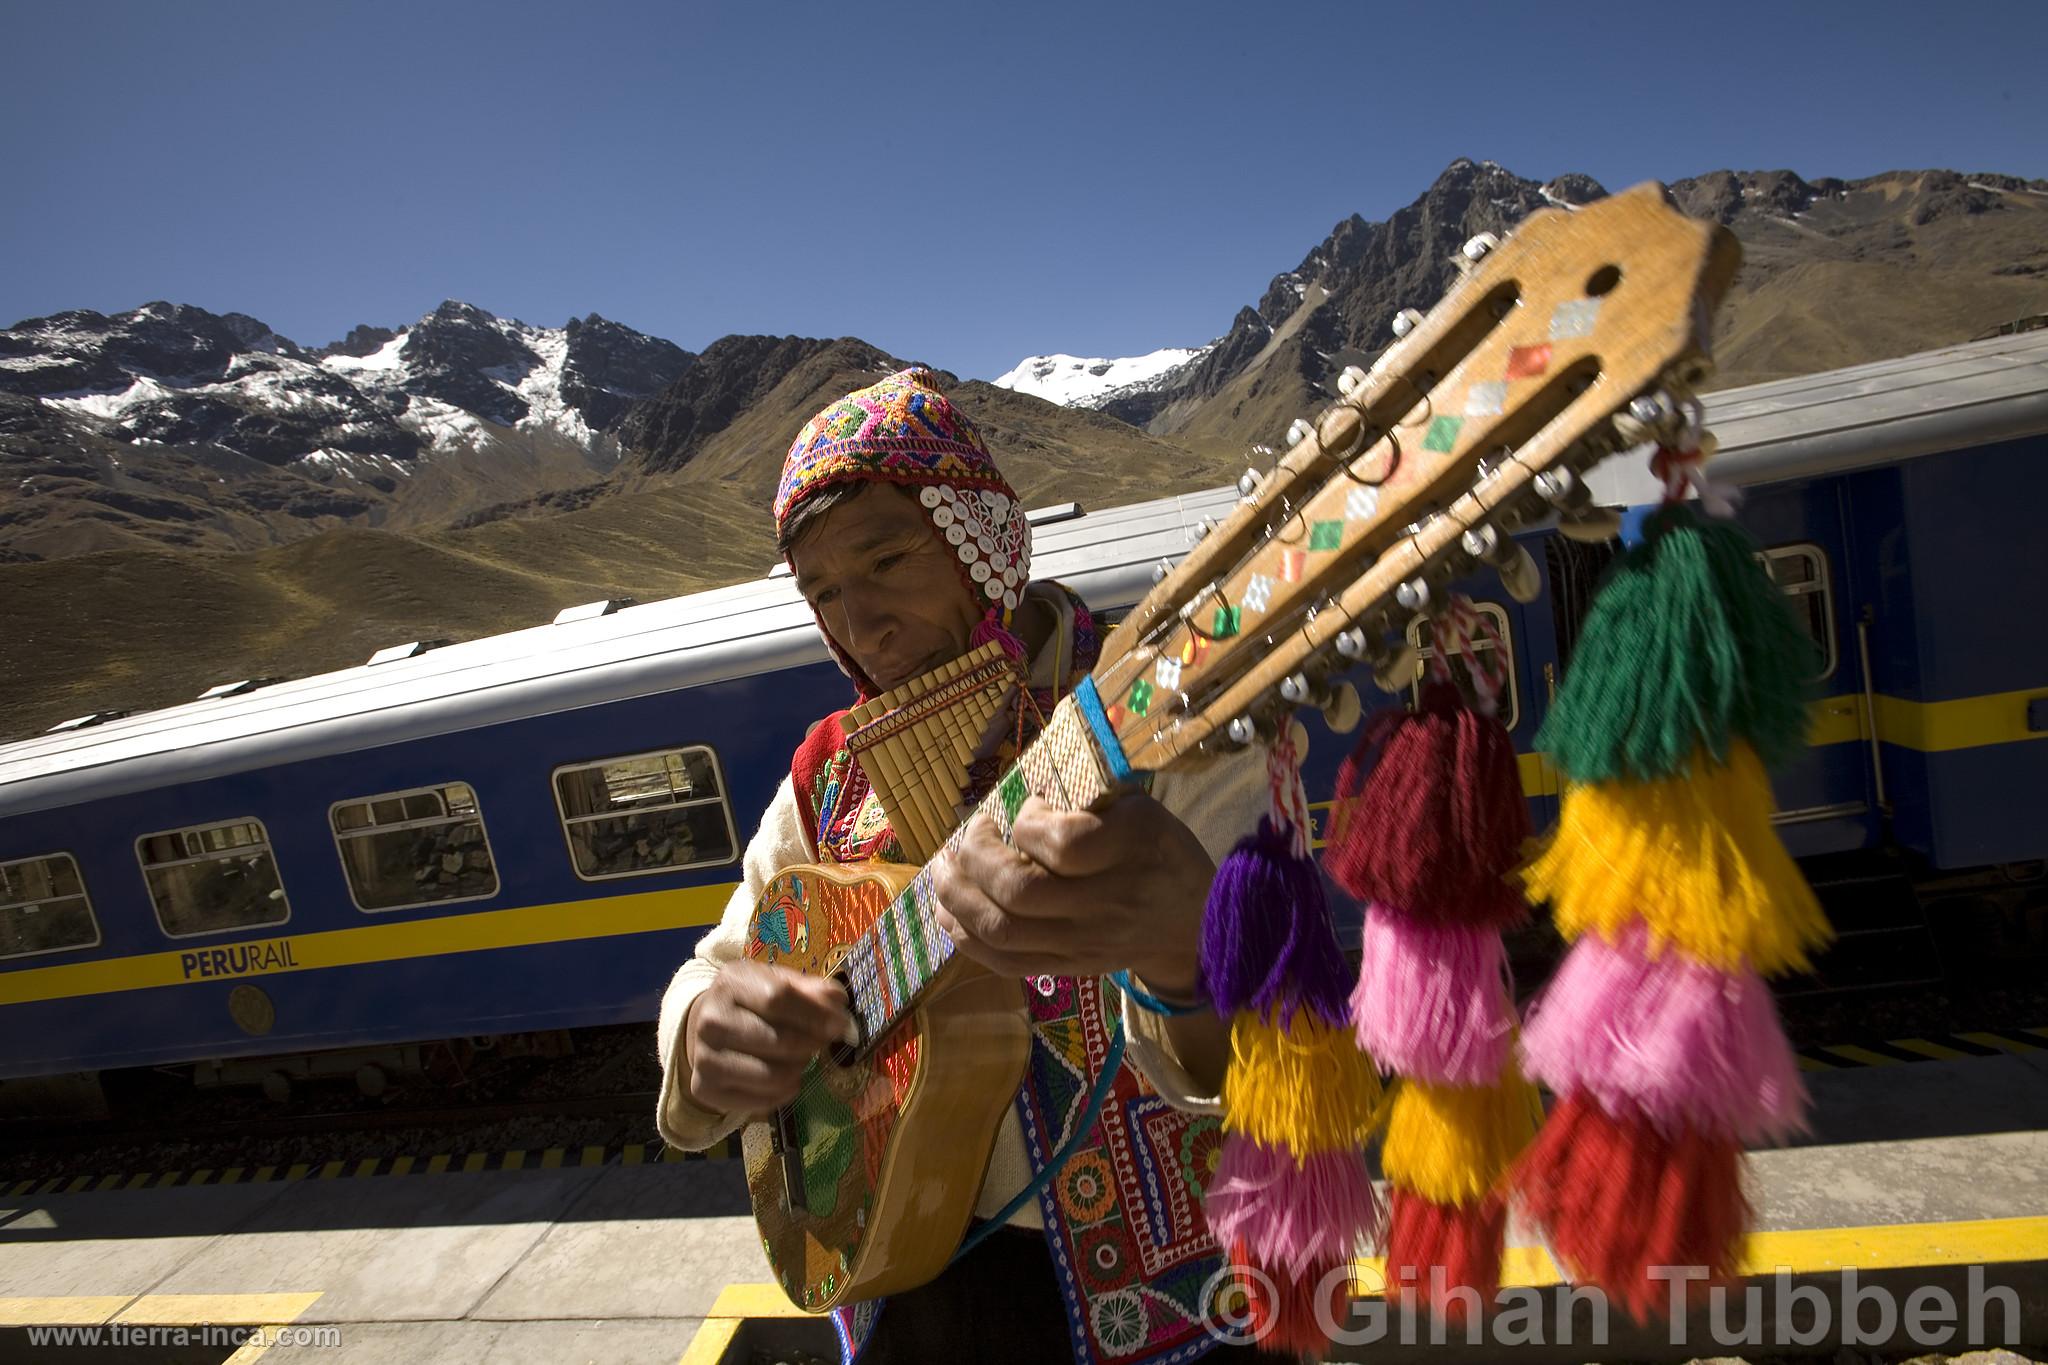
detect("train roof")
(0, 488), (1241, 816)
(5, 327), (2047, 816)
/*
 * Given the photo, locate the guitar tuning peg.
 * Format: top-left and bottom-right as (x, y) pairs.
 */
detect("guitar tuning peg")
(1320, 680), (1363, 734)
(1191, 516), (1216, 543)
(1333, 626), (1372, 660)
(1390, 308), (1424, 340)
(1150, 559), (1172, 585)
(1613, 392), (1674, 445)
(1286, 418), (1315, 449)
(1460, 232), (1501, 262)
(1557, 506), (1624, 543)
(1278, 671), (1314, 705)
(1497, 542), (1542, 602)
(1236, 468), (1262, 499)
(1371, 641), (1421, 694)
(1459, 524), (1541, 602)
(1336, 365), (1369, 396)
(1225, 715), (1259, 746)
(1534, 466), (1592, 511)
(1396, 577), (1431, 612)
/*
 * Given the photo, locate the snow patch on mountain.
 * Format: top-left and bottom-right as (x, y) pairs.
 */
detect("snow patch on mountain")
(318, 331), (409, 374)
(992, 345), (1211, 408)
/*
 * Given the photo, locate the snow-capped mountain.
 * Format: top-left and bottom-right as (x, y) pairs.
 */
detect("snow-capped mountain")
(0, 301), (693, 556)
(992, 346), (1211, 408)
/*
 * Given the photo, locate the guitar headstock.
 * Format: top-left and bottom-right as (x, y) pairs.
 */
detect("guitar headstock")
(1092, 182), (1740, 770)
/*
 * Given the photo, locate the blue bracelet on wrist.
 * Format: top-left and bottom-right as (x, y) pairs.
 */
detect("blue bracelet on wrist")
(1111, 969), (1208, 1017)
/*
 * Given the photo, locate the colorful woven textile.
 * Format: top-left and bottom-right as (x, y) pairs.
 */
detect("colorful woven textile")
(775, 366), (1032, 618)
(789, 587), (1228, 1364)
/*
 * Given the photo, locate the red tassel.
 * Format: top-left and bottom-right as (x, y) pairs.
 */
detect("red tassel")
(1383, 1189), (1507, 1324)
(1511, 1095), (1749, 1322)
(1324, 680), (1529, 928)
(1231, 1242), (1350, 1356)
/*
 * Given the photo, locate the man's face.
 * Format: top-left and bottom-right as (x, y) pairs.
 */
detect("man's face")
(789, 484), (984, 693)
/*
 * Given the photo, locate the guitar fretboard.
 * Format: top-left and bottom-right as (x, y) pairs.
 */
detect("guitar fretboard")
(840, 686), (1124, 1047)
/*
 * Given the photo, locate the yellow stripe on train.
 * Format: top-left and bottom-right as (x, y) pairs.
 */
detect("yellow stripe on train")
(0, 882), (734, 1007)
(1809, 689), (2047, 753)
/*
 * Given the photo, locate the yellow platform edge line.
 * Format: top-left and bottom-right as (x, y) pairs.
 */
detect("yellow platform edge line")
(1821, 1043), (1903, 1068)
(223, 1324), (293, 1365)
(676, 1316), (744, 1365)
(0, 1291), (323, 1328)
(678, 1216), (2048, 1360)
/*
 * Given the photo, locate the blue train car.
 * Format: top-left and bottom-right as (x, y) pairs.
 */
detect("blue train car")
(2, 328), (2044, 1095)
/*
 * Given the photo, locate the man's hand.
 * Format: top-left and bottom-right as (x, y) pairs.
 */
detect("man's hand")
(930, 792), (1215, 998)
(683, 959), (852, 1115)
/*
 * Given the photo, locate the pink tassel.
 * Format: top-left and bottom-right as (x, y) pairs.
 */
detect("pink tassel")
(1521, 925), (1809, 1144)
(1351, 906), (1514, 1087)
(1204, 1135), (1386, 1280)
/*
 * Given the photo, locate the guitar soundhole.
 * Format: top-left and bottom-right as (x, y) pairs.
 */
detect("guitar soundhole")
(1587, 264), (1622, 296)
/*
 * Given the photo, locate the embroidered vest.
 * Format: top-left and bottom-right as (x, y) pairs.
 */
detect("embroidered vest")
(791, 588), (1228, 1364)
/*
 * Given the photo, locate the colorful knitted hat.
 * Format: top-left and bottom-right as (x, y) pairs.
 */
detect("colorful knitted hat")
(775, 367), (1033, 695)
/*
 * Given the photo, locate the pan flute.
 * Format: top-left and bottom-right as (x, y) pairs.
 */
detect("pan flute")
(840, 640), (1023, 862)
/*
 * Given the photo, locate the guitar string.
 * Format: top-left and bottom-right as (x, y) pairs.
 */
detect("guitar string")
(775, 620), (1083, 1153)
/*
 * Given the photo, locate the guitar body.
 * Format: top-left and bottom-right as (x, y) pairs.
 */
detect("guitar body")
(740, 860), (1033, 1310)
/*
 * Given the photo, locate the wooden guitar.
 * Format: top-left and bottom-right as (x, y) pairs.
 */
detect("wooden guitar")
(738, 183), (1742, 1311)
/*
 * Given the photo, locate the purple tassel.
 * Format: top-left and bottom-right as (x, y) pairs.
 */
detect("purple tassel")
(1520, 925), (1810, 1144)
(1351, 905), (1515, 1087)
(1204, 1134), (1386, 1279)
(1200, 817), (1352, 1027)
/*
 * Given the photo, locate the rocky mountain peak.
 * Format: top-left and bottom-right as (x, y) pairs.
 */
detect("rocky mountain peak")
(318, 324), (399, 359)
(621, 334), (897, 478)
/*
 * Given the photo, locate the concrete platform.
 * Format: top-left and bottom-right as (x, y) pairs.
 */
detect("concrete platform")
(1, 1050), (2044, 1364)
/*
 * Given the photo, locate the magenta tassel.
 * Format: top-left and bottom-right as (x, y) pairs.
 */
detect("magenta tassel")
(1350, 905), (1514, 1087)
(1204, 1135), (1386, 1280)
(1520, 924), (1809, 1144)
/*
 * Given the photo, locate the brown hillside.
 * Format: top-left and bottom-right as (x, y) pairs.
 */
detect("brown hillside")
(0, 378), (1231, 742)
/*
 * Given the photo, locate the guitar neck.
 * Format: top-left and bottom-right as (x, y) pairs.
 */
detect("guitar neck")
(841, 684), (1125, 1051)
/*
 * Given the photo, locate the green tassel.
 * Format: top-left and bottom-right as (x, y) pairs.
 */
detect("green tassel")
(1538, 504), (1816, 784)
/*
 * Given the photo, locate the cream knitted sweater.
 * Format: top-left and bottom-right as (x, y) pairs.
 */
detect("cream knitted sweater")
(654, 584), (1271, 1228)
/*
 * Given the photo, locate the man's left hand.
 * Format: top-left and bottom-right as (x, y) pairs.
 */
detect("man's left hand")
(931, 792), (1214, 998)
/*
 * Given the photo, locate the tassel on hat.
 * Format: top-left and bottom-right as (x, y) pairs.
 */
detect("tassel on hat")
(1508, 445), (1831, 1321)
(1200, 724), (1386, 1356)
(1323, 603), (1538, 1323)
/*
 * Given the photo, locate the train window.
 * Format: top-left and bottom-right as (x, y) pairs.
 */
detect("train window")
(1406, 602), (1521, 732)
(1757, 544), (1837, 681)
(331, 782), (500, 913)
(0, 853), (100, 960)
(553, 747), (739, 881)
(136, 819), (290, 938)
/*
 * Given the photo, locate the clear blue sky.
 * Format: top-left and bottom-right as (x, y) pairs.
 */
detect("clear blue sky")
(4, 0), (2042, 381)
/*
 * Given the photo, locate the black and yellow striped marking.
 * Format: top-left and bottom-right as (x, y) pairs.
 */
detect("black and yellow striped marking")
(1, 1133), (741, 1199)
(1795, 1026), (2048, 1072)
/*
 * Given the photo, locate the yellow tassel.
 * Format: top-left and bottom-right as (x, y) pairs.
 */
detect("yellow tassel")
(1379, 1068), (1543, 1207)
(1222, 1009), (1386, 1155)
(1521, 742), (1831, 975)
